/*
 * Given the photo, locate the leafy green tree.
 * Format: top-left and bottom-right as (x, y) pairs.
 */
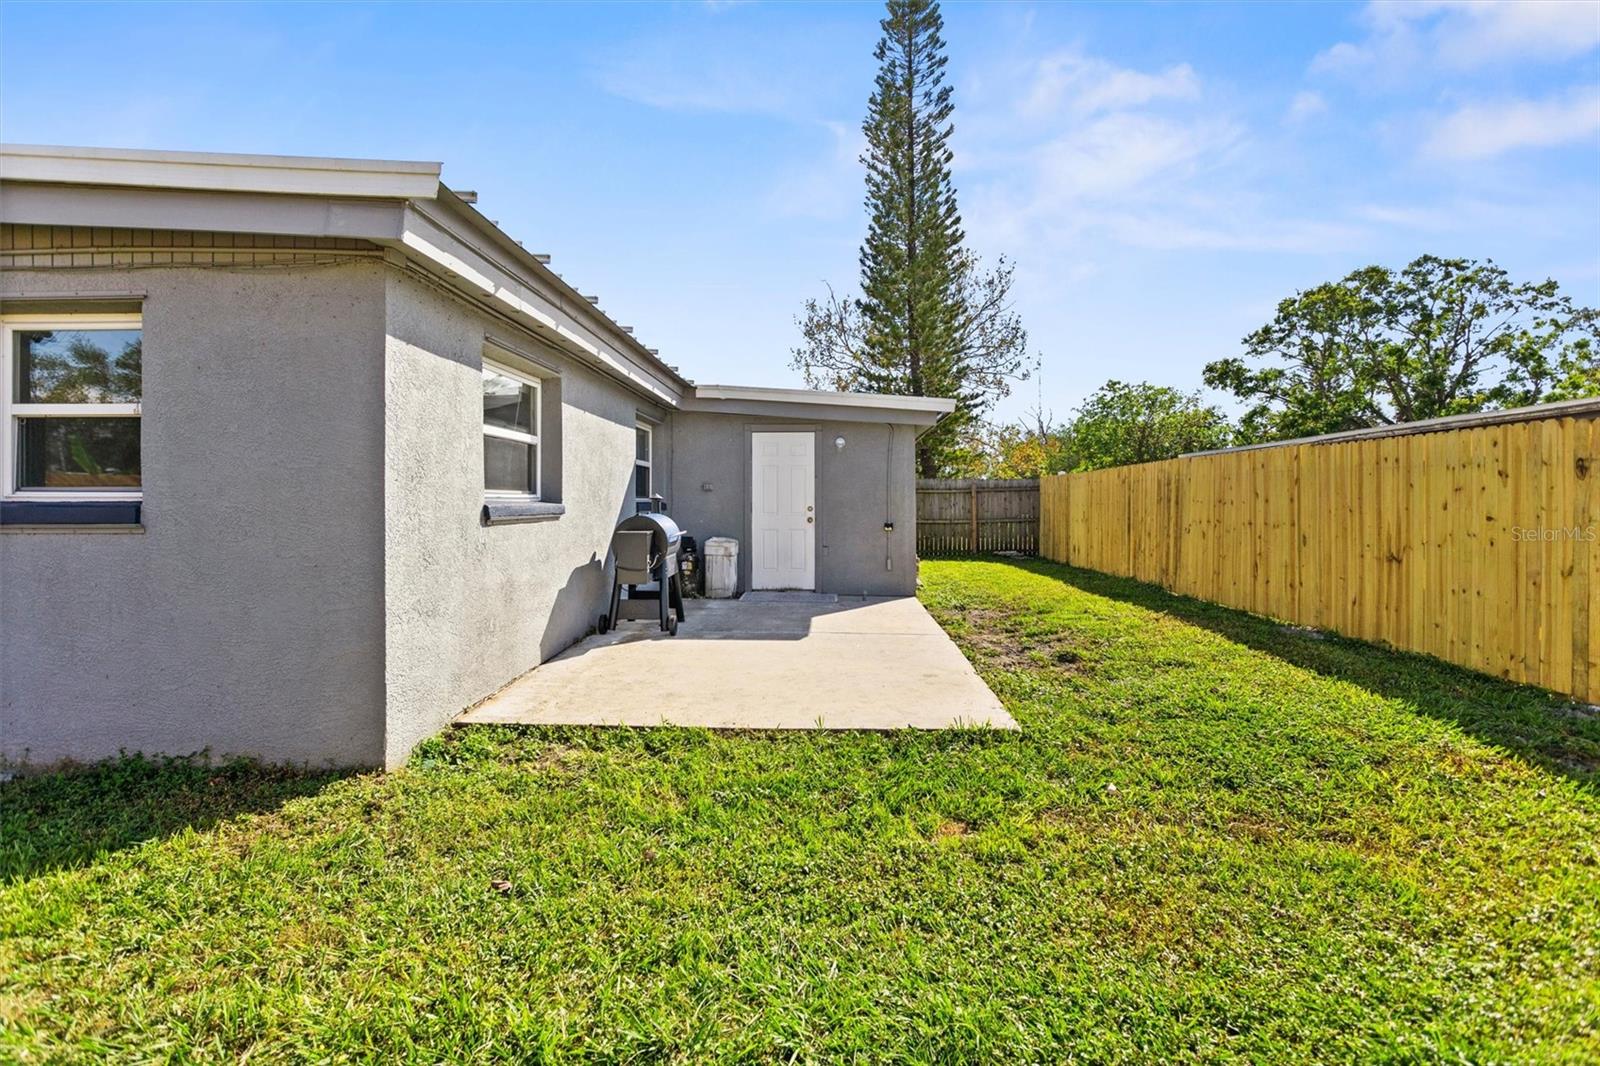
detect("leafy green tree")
(1205, 256), (1599, 443)
(792, 0), (1030, 476)
(953, 408), (1079, 478)
(1070, 380), (1233, 470)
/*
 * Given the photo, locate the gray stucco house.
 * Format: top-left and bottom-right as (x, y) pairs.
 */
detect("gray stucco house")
(0, 144), (952, 769)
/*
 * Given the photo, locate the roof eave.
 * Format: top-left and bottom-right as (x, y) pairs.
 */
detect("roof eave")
(683, 385), (956, 426)
(0, 143), (441, 200)
(0, 143), (688, 407)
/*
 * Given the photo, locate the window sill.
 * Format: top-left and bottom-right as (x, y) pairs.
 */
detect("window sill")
(0, 499), (142, 529)
(482, 499), (565, 525)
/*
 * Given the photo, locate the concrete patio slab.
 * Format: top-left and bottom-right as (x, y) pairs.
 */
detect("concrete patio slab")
(458, 596), (1016, 731)
(738, 591), (839, 605)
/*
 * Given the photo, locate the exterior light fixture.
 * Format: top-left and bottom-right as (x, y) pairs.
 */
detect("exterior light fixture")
(834, 436), (846, 450)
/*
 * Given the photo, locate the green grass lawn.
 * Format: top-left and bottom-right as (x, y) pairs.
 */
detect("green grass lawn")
(3, 559), (1598, 1063)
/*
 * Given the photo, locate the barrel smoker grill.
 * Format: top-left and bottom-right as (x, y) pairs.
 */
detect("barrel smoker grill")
(598, 512), (687, 636)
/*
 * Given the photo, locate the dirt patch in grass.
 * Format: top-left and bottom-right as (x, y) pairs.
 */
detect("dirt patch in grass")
(1551, 702), (1600, 722)
(1543, 746), (1600, 775)
(531, 745), (583, 772)
(931, 820), (969, 840)
(959, 607), (1094, 674)
(1223, 814), (1287, 843)
(491, 743), (587, 776)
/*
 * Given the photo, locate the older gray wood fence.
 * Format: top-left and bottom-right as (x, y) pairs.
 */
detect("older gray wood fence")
(916, 478), (1039, 556)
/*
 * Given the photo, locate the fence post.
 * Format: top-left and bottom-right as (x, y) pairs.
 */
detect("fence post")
(969, 482), (979, 553)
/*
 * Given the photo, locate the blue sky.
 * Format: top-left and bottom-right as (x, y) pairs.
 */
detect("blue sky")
(3, 0), (1598, 423)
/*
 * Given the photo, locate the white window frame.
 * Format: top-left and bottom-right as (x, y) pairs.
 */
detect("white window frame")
(0, 312), (143, 501)
(634, 420), (653, 512)
(482, 359), (541, 502)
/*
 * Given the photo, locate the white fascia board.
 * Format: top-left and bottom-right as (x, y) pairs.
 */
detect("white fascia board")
(1, 143), (440, 200)
(680, 393), (952, 427)
(690, 384), (957, 415)
(0, 181), (406, 240)
(396, 204), (682, 406)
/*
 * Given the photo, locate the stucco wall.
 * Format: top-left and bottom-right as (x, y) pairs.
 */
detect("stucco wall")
(1, 249), (916, 769)
(1, 261), (388, 766)
(381, 272), (666, 767)
(666, 413), (918, 597)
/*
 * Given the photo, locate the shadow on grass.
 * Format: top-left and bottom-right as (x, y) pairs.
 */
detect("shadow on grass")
(1004, 556), (1600, 793)
(1, 755), (354, 884)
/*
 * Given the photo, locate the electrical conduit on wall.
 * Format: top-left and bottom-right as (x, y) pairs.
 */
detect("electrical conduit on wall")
(886, 423), (894, 572)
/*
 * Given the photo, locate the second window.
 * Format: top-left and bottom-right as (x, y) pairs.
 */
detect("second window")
(482, 362), (540, 499)
(634, 422), (652, 513)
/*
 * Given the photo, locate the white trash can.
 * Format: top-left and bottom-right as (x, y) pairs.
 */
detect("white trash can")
(704, 537), (739, 599)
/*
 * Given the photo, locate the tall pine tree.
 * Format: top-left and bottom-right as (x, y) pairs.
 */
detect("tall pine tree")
(793, 0), (1030, 476)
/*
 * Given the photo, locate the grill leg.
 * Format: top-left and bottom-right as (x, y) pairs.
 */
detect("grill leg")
(608, 581), (621, 629)
(670, 570), (686, 620)
(659, 573), (670, 632)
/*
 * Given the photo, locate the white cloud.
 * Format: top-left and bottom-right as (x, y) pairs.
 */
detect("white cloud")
(1314, 0), (1600, 77)
(1285, 90), (1328, 124)
(963, 104), (1370, 255)
(958, 45), (1372, 256)
(1019, 50), (1199, 119)
(963, 48), (1226, 231)
(1097, 212), (1365, 253)
(1352, 202), (1455, 230)
(1312, 41), (1373, 75)
(766, 120), (867, 220)
(1423, 86), (1600, 159)
(597, 45), (805, 117)
(593, 24), (843, 121)
(1428, 0), (1600, 67)
(1030, 113), (1239, 200)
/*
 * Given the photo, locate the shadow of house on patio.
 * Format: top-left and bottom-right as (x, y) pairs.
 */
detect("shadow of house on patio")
(0, 755), (355, 883)
(1008, 557), (1600, 794)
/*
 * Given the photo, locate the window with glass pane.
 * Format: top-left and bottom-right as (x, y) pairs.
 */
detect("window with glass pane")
(483, 370), (532, 434)
(634, 422), (652, 511)
(5, 319), (143, 498)
(484, 435), (537, 494)
(17, 417), (141, 490)
(482, 364), (539, 498)
(15, 329), (142, 403)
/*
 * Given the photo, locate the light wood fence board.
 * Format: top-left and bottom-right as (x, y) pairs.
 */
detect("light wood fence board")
(1040, 413), (1599, 703)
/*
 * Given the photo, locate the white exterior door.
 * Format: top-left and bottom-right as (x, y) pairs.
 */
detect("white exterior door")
(751, 431), (815, 590)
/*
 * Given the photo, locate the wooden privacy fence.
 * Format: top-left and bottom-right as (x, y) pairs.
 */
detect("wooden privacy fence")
(1040, 402), (1599, 703)
(918, 478), (1039, 556)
